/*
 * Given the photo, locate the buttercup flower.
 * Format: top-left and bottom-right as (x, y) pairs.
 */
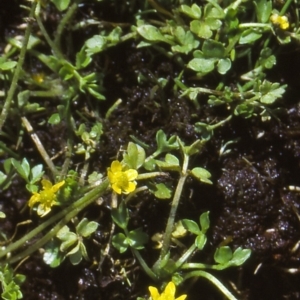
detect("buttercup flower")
(270, 14), (289, 30)
(107, 160), (138, 194)
(149, 281), (187, 300)
(28, 179), (65, 217)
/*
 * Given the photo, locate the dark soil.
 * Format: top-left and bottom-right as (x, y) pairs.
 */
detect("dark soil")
(1, 1), (300, 299)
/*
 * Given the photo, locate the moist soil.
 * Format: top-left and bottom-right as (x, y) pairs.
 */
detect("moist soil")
(1, 1), (300, 299)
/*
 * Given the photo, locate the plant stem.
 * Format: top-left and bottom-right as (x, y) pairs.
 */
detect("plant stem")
(54, 1), (79, 51)
(175, 243), (197, 270)
(0, 179), (109, 264)
(183, 270), (238, 300)
(0, 1), (37, 132)
(280, 0), (293, 15)
(21, 117), (58, 178)
(159, 154), (189, 260)
(131, 248), (157, 281)
(35, 13), (64, 60)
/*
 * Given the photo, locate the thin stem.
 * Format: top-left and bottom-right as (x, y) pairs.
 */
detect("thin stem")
(183, 270), (238, 300)
(239, 23), (271, 29)
(54, 1), (79, 51)
(131, 249), (157, 281)
(35, 13), (64, 60)
(0, 1), (37, 132)
(105, 99), (122, 119)
(181, 262), (219, 270)
(159, 154), (189, 260)
(21, 117), (58, 177)
(280, 0), (293, 15)
(137, 172), (168, 180)
(0, 179), (109, 263)
(175, 243), (197, 270)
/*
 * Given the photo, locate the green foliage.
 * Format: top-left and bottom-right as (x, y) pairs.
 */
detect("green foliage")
(10, 158), (44, 192)
(214, 247), (251, 270)
(0, 265), (25, 300)
(112, 201), (148, 253)
(50, 0), (70, 11)
(182, 212), (210, 250)
(75, 122), (103, 160)
(123, 142), (146, 170)
(43, 218), (98, 267)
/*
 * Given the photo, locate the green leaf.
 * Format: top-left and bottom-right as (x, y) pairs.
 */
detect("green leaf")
(79, 242), (89, 261)
(187, 58), (216, 74)
(76, 47), (92, 69)
(68, 245), (83, 265)
(195, 233), (207, 250)
(180, 4), (202, 19)
(76, 218), (98, 237)
(255, 0), (272, 23)
(234, 103), (254, 118)
(190, 167), (212, 184)
(259, 80), (286, 104)
(57, 226), (78, 252)
(51, 0), (71, 11)
(155, 153), (180, 171)
(111, 202), (129, 230)
(0, 171), (7, 186)
(127, 228), (149, 250)
(11, 158), (30, 181)
(59, 64), (74, 80)
(48, 113), (61, 125)
(0, 60), (17, 71)
(202, 39), (225, 59)
(199, 211), (210, 233)
(137, 25), (168, 42)
(184, 139), (206, 156)
(85, 35), (107, 55)
(30, 164), (44, 184)
(155, 130), (179, 153)
(43, 240), (64, 268)
(123, 142), (146, 169)
(171, 27), (200, 54)
(190, 20), (212, 39)
(229, 247), (251, 266)
(214, 246), (233, 264)
(112, 233), (129, 253)
(151, 183), (172, 199)
(182, 219), (201, 235)
(0, 212), (6, 218)
(217, 58), (231, 74)
(194, 122), (214, 141)
(239, 29), (262, 44)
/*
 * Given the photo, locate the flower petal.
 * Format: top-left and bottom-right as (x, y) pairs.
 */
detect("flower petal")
(111, 160), (123, 172)
(149, 286), (160, 300)
(28, 193), (40, 208)
(124, 181), (137, 194)
(41, 179), (52, 190)
(176, 295), (187, 300)
(125, 169), (138, 181)
(112, 183), (122, 194)
(164, 282), (176, 297)
(52, 180), (65, 192)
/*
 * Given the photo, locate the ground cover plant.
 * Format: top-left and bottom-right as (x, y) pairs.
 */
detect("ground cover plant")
(1, 0), (300, 299)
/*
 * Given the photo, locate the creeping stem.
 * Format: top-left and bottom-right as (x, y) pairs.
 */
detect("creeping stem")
(0, 179), (109, 264)
(159, 152), (189, 260)
(183, 270), (238, 300)
(0, 1), (37, 132)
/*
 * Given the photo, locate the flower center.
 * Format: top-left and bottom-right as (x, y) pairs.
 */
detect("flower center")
(115, 172), (129, 189)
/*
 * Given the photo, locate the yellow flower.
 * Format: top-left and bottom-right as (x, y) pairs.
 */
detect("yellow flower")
(270, 14), (289, 30)
(149, 282), (187, 300)
(28, 179), (65, 217)
(107, 160), (138, 194)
